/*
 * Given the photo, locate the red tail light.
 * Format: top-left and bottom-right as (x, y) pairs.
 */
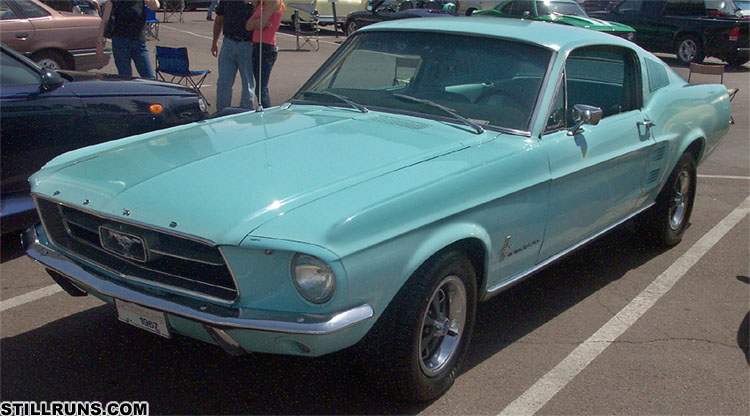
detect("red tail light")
(729, 27), (740, 42)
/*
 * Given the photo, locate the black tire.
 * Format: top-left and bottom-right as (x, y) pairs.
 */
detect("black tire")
(345, 19), (358, 36)
(675, 35), (705, 66)
(465, 7), (477, 16)
(359, 250), (477, 402)
(637, 153), (697, 247)
(30, 50), (69, 70)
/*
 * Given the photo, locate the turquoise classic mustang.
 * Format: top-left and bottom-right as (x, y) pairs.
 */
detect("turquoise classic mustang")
(24, 17), (731, 401)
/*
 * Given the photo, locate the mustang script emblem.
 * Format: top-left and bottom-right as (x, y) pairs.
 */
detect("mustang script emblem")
(99, 226), (148, 262)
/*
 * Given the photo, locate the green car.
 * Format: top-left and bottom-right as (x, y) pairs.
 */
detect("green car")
(475, 0), (636, 39)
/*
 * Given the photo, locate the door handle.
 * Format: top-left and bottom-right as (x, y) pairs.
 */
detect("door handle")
(638, 119), (655, 129)
(15, 32), (29, 40)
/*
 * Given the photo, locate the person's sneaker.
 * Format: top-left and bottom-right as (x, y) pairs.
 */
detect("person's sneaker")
(206, 16), (213, 20)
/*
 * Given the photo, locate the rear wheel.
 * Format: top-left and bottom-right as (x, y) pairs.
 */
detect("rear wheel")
(675, 35), (705, 65)
(638, 153), (697, 246)
(31, 50), (69, 70)
(359, 250), (477, 402)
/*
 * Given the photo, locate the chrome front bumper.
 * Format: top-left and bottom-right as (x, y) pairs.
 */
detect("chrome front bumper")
(23, 226), (373, 354)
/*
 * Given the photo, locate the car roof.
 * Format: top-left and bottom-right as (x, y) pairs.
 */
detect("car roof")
(358, 15), (634, 52)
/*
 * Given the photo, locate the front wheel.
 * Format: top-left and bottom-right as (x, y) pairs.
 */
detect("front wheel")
(637, 153), (697, 246)
(359, 250), (477, 402)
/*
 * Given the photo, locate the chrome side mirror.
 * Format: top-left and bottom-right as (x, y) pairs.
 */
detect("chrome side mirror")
(567, 104), (602, 136)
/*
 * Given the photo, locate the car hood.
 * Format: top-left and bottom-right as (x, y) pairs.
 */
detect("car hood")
(30, 105), (485, 245)
(56, 70), (200, 97)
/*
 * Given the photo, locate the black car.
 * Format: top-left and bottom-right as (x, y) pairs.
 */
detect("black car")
(344, 0), (455, 35)
(1, 44), (209, 234)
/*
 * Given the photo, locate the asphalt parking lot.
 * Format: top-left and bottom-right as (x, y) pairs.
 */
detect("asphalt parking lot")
(1, 12), (749, 414)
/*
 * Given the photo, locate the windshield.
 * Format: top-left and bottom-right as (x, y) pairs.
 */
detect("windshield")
(536, 0), (587, 16)
(296, 31), (552, 132)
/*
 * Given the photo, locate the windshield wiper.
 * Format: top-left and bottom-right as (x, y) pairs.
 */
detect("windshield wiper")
(392, 93), (484, 134)
(296, 90), (368, 113)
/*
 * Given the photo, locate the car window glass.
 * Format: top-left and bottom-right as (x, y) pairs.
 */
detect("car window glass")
(0, 0), (20, 19)
(646, 58), (669, 92)
(304, 31), (552, 132)
(616, 0), (641, 12)
(1, 51), (42, 86)
(565, 46), (639, 119)
(544, 74), (566, 133)
(509, 0), (535, 15)
(15, 0), (50, 17)
(536, 0), (587, 15)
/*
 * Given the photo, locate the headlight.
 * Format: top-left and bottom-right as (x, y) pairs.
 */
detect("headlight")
(198, 98), (208, 113)
(291, 254), (336, 303)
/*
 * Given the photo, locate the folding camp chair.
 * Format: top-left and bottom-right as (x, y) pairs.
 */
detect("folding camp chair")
(293, 7), (319, 51)
(688, 62), (739, 124)
(155, 46), (211, 104)
(161, 0), (183, 22)
(145, 7), (159, 40)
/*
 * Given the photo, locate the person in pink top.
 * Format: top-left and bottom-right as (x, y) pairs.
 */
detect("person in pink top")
(246, 0), (285, 108)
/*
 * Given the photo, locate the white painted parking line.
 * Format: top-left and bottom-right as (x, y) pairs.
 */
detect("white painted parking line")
(499, 195), (750, 416)
(0, 284), (62, 313)
(698, 174), (750, 180)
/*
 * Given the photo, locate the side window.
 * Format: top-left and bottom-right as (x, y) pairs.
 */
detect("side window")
(564, 46), (641, 119)
(0, 0), (19, 19)
(616, 0), (641, 12)
(0, 52), (42, 87)
(15, 0), (50, 17)
(508, 0), (534, 16)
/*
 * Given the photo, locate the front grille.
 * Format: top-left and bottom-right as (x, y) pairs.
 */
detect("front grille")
(36, 197), (238, 302)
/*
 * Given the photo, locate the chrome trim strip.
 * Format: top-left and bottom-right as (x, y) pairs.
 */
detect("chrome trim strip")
(149, 248), (225, 266)
(24, 227), (374, 335)
(484, 203), (654, 298)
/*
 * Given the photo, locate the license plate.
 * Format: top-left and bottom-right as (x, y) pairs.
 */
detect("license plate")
(115, 299), (171, 338)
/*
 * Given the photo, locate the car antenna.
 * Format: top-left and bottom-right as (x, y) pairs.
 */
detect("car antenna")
(256, 1), (264, 113)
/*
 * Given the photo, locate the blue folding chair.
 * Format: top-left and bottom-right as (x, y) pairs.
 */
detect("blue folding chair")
(145, 7), (159, 40)
(155, 46), (211, 105)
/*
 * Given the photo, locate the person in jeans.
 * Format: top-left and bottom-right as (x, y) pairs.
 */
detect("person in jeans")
(246, 0), (284, 109)
(96, 0), (160, 79)
(206, 0), (218, 20)
(211, 0), (255, 112)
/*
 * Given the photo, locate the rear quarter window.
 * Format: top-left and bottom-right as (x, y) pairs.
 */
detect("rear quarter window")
(646, 58), (670, 92)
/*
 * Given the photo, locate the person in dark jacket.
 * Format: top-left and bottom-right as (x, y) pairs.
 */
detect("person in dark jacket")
(211, 0), (256, 111)
(96, 0), (160, 79)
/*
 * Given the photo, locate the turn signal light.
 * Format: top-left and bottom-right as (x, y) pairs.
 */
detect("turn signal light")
(149, 104), (163, 114)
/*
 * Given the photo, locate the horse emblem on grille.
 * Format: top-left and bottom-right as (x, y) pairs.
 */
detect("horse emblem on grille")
(99, 226), (148, 262)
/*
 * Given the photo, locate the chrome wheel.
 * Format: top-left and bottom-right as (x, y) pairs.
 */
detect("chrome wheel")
(418, 275), (467, 377)
(669, 169), (690, 230)
(678, 38), (698, 63)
